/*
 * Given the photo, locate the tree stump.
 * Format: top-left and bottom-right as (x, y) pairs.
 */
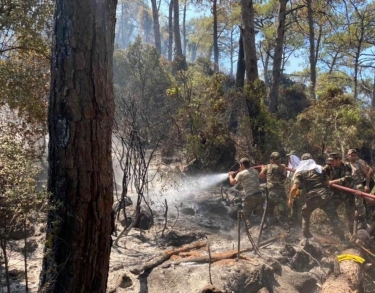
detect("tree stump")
(321, 248), (363, 293)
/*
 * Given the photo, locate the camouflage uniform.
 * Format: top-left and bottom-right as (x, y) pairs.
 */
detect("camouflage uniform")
(324, 162), (355, 233)
(289, 177), (305, 226)
(350, 159), (368, 220)
(235, 168), (264, 218)
(294, 169), (345, 239)
(265, 163), (288, 221)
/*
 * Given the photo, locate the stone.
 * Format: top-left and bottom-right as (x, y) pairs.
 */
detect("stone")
(134, 206), (154, 230)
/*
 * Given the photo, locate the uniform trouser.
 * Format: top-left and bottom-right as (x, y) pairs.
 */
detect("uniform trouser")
(366, 204), (375, 235)
(355, 184), (367, 220)
(267, 189), (289, 221)
(243, 192), (264, 219)
(332, 192), (355, 234)
(292, 192), (305, 226)
(301, 195), (345, 238)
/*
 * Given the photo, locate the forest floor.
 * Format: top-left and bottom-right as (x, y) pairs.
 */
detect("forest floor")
(4, 159), (375, 293)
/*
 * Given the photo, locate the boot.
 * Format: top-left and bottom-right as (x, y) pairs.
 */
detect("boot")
(337, 228), (346, 241)
(302, 218), (313, 238)
(357, 216), (367, 231)
(348, 221), (354, 236)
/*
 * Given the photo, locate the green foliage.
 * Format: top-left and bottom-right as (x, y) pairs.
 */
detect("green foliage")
(167, 61), (234, 166)
(278, 78), (310, 120)
(114, 37), (171, 107)
(0, 127), (47, 239)
(0, 0), (52, 128)
(294, 87), (361, 156)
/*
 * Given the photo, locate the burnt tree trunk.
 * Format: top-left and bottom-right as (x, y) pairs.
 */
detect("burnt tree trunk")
(151, 0), (162, 53)
(39, 0), (117, 292)
(306, 0), (317, 98)
(235, 31), (245, 89)
(269, 0), (287, 113)
(173, 0), (187, 70)
(213, 0), (219, 71)
(168, 0), (174, 61)
(240, 0), (258, 82)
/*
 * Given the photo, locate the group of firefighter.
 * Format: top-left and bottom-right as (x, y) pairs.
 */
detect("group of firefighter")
(228, 149), (375, 241)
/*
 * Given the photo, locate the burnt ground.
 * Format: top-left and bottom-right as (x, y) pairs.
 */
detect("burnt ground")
(4, 164), (375, 293)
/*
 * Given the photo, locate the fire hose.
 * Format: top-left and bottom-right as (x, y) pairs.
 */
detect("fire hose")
(330, 183), (375, 201)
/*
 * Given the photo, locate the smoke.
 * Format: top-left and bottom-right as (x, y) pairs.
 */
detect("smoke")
(148, 172), (229, 207)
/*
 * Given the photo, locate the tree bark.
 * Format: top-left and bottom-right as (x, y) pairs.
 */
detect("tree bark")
(151, 0), (162, 53)
(168, 0), (174, 61)
(174, 0), (183, 57)
(321, 248), (363, 293)
(306, 0), (317, 98)
(182, 0), (187, 55)
(236, 31), (245, 88)
(213, 0), (219, 71)
(269, 0), (287, 113)
(240, 0), (258, 82)
(39, 0), (117, 292)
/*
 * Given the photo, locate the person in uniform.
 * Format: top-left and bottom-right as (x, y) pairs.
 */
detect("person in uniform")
(347, 149), (373, 229)
(228, 158), (264, 220)
(325, 152), (355, 234)
(286, 150), (302, 224)
(259, 152), (289, 224)
(289, 153), (345, 240)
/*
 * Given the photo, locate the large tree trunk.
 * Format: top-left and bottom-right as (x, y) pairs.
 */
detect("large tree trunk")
(168, 0), (173, 61)
(173, 0), (182, 57)
(240, 0), (258, 82)
(39, 0), (117, 292)
(269, 0), (287, 113)
(173, 0), (187, 71)
(321, 248), (363, 293)
(236, 31), (245, 88)
(213, 0), (219, 71)
(151, 0), (162, 53)
(306, 0), (316, 98)
(182, 0), (187, 55)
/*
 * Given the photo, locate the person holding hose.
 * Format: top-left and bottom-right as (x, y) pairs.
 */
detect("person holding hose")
(325, 152), (355, 234)
(228, 158), (264, 222)
(286, 150), (302, 224)
(347, 149), (373, 230)
(289, 153), (345, 240)
(258, 152), (289, 225)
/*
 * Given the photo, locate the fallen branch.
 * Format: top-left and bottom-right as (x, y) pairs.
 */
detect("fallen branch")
(207, 243), (212, 285)
(130, 241), (207, 275)
(172, 237), (277, 265)
(161, 199), (168, 237)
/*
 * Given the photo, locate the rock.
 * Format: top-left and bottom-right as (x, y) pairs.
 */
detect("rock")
(119, 215), (133, 228)
(163, 230), (206, 247)
(258, 288), (269, 293)
(180, 207), (195, 216)
(134, 206), (154, 230)
(280, 244), (296, 257)
(290, 249), (310, 272)
(113, 196), (133, 214)
(108, 272), (134, 292)
(118, 274), (133, 289)
(223, 264), (274, 293)
(228, 206), (239, 220)
(291, 238), (325, 272)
